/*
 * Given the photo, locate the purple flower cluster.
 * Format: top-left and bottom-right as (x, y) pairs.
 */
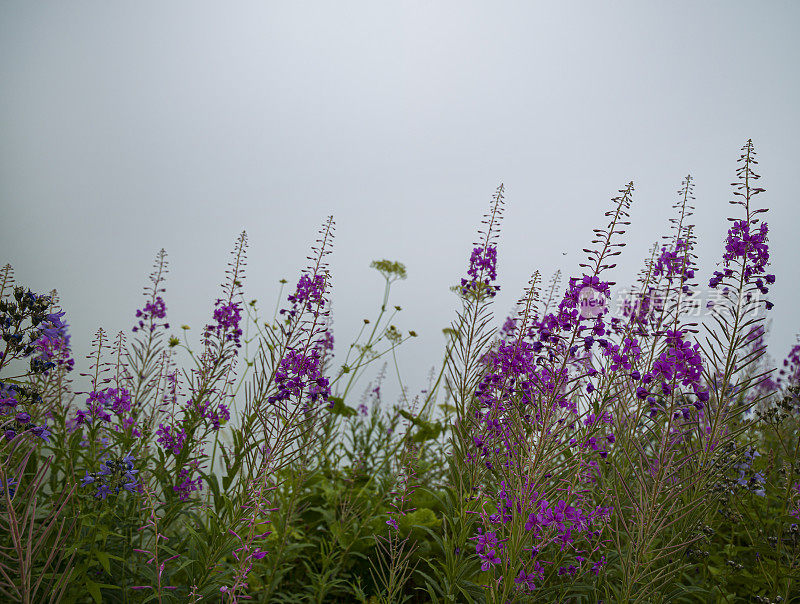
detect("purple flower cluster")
(33, 325), (75, 374)
(280, 273), (327, 319)
(777, 342), (800, 388)
(316, 329), (334, 361)
(473, 485), (612, 590)
(495, 275), (614, 389)
(522, 275), (612, 357)
(155, 423), (187, 455)
(522, 494), (611, 548)
(189, 398), (230, 430)
(81, 454), (139, 499)
(155, 413), (210, 501)
(573, 430), (616, 461)
(709, 220), (775, 297)
(173, 466), (203, 501)
(621, 287), (665, 330)
(514, 564), (544, 591)
(635, 330), (709, 417)
(461, 246), (499, 298)
(268, 348), (330, 407)
(561, 275), (610, 319)
(74, 388), (138, 434)
(0, 382), (51, 442)
(133, 296), (169, 333)
(599, 335), (642, 374)
(499, 316), (518, 339)
(654, 239), (695, 292)
(204, 299), (243, 349)
(474, 529), (504, 571)
(470, 340), (559, 468)
(0, 289), (73, 376)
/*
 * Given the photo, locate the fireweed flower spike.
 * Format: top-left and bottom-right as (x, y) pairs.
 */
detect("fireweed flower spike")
(225, 218), (335, 602)
(153, 233), (247, 501)
(448, 184), (505, 468)
(268, 217), (334, 411)
(128, 249), (170, 398)
(203, 232), (248, 356)
(622, 175), (698, 340)
(707, 141), (774, 302)
(702, 140), (774, 424)
(459, 185), (504, 300)
(267, 349), (330, 407)
(438, 187), (509, 599)
(133, 297), (168, 334)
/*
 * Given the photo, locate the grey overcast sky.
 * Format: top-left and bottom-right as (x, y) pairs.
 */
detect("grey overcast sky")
(1, 2), (799, 402)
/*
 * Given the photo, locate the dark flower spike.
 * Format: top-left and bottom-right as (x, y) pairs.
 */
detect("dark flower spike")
(0, 285), (63, 374)
(667, 174), (697, 247)
(220, 231), (248, 303)
(541, 270), (563, 316)
(0, 264), (15, 302)
(511, 271), (542, 338)
(477, 183), (506, 248)
(110, 330), (133, 393)
(579, 181), (634, 285)
(78, 328), (113, 395)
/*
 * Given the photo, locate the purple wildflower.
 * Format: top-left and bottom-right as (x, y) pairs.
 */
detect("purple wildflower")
(280, 273), (327, 319)
(133, 296), (169, 333)
(81, 454), (139, 500)
(204, 300), (243, 349)
(268, 348), (330, 407)
(156, 424), (187, 455)
(709, 220), (774, 295)
(461, 246), (500, 298)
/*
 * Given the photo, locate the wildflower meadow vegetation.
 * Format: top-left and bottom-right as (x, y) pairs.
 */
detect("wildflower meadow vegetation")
(3, 139), (800, 603)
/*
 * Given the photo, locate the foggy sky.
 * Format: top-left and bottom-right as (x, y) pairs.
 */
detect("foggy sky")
(1, 1), (798, 404)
